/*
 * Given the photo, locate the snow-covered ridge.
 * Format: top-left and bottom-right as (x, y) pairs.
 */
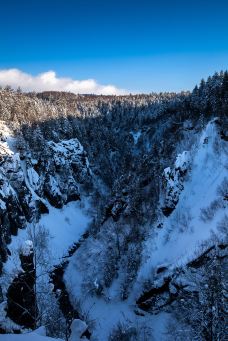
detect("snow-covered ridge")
(138, 119), (227, 282)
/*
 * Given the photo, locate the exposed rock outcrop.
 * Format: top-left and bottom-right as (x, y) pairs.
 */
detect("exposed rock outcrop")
(0, 123), (91, 274)
(137, 243), (227, 314)
(6, 240), (37, 329)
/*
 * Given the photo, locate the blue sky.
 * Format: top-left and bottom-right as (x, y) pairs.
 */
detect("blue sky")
(0, 0), (228, 93)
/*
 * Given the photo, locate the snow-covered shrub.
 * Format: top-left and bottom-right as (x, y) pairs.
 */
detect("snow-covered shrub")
(109, 320), (153, 341)
(165, 318), (193, 341)
(217, 214), (228, 238)
(78, 225), (121, 297)
(200, 198), (224, 222)
(109, 321), (137, 341)
(42, 293), (67, 339)
(217, 177), (228, 200)
(120, 242), (142, 300)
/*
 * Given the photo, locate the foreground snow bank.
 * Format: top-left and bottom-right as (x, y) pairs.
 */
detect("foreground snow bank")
(0, 328), (63, 341)
(0, 319), (89, 341)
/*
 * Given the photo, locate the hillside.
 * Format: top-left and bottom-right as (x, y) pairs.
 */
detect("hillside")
(0, 71), (227, 340)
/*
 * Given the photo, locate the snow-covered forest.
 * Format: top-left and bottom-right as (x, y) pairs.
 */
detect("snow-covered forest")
(0, 71), (227, 340)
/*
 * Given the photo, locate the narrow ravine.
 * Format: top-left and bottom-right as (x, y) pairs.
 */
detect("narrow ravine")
(2, 199), (92, 336)
(50, 230), (91, 339)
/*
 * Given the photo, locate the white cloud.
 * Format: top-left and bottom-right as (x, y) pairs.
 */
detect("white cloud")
(0, 68), (127, 95)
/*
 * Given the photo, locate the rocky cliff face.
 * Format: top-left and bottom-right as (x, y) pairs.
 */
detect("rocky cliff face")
(0, 121), (91, 276)
(7, 240), (37, 329)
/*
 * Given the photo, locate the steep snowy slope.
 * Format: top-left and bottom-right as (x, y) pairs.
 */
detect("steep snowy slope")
(63, 119), (227, 340)
(138, 118), (227, 280)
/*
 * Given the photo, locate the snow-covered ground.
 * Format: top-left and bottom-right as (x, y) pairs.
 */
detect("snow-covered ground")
(1, 200), (91, 294)
(0, 334), (63, 341)
(65, 262), (170, 340)
(0, 318), (90, 341)
(40, 200), (91, 262)
(0, 319), (91, 341)
(0, 327), (64, 341)
(64, 120), (227, 340)
(137, 119), (227, 284)
(65, 259), (170, 340)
